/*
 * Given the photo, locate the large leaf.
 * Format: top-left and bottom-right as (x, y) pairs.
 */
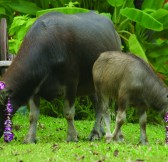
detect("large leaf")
(147, 42), (168, 78)
(123, 0), (134, 8)
(120, 7), (163, 31)
(40, 0), (50, 9)
(128, 34), (148, 62)
(8, 0), (42, 15)
(150, 9), (168, 29)
(107, 0), (124, 7)
(36, 7), (90, 17)
(142, 0), (164, 10)
(147, 42), (168, 60)
(0, 7), (6, 15)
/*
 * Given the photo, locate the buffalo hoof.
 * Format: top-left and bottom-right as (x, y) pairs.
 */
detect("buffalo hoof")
(139, 139), (148, 145)
(66, 135), (78, 142)
(111, 133), (124, 143)
(23, 135), (36, 144)
(88, 130), (103, 141)
(105, 134), (113, 143)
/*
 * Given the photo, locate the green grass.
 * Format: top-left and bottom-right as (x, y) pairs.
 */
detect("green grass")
(0, 114), (168, 162)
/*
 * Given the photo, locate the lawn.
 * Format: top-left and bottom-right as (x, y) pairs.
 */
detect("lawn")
(0, 113), (167, 162)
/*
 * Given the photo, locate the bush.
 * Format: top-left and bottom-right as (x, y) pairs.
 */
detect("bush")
(39, 97), (163, 124)
(40, 96), (94, 121)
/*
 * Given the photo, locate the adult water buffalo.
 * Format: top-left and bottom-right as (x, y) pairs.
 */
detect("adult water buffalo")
(0, 11), (121, 143)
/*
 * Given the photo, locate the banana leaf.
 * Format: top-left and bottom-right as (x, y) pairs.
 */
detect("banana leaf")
(50, 0), (69, 8)
(128, 34), (148, 62)
(8, 0), (42, 15)
(147, 42), (168, 60)
(164, 2), (168, 10)
(120, 7), (163, 31)
(40, 0), (50, 9)
(123, 0), (134, 8)
(36, 7), (90, 17)
(150, 9), (168, 29)
(148, 43), (168, 77)
(107, 0), (124, 7)
(141, 0), (164, 10)
(0, 7), (6, 15)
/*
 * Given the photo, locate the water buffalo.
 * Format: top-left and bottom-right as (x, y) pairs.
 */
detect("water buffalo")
(93, 51), (168, 145)
(0, 12), (121, 143)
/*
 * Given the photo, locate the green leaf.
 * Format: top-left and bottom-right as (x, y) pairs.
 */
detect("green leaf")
(8, 0), (42, 15)
(120, 7), (163, 31)
(41, 0), (50, 9)
(0, 7), (6, 15)
(107, 0), (124, 7)
(147, 42), (168, 60)
(128, 34), (148, 62)
(9, 39), (22, 54)
(17, 28), (28, 41)
(25, 18), (36, 28)
(150, 9), (168, 29)
(142, 0), (164, 10)
(36, 7), (89, 17)
(163, 2), (168, 10)
(100, 13), (111, 19)
(123, 0), (134, 8)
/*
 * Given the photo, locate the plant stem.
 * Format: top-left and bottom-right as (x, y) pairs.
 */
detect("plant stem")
(118, 30), (132, 37)
(119, 34), (129, 42)
(118, 18), (130, 30)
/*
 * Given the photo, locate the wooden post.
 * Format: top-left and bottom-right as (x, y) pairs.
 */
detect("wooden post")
(0, 18), (7, 61)
(0, 18), (13, 75)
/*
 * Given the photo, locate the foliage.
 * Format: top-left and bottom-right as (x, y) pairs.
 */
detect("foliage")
(0, 0), (41, 26)
(0, 114), (167, 162)
(40, 98), (64, 118)
(36, 7), (89, 17)
(40, 96), (94, 121)
(8, 15), (36, 54)
(107, 0), (168, 84)
(5, 0), (168, 122)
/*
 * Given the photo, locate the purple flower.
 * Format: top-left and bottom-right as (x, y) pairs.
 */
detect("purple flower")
(0, 81), (5, 90)
(4, 126), (12, 131)
(4, 131), (14, 142)
(165, 112), (168, 123)
(7, 103), (12, 108)
(4, 119), (12, 125)
(6, 107), (13, 113)
(0, 81), (14, 143)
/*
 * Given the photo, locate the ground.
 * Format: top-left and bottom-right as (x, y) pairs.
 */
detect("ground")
(0, 114), (167, 162)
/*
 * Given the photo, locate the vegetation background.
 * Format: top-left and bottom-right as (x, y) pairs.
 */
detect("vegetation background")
(0, 1), (168, 161)
(0, 0), (168, 123)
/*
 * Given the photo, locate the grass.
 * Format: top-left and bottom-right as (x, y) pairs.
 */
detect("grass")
(0, 113), (168, 162)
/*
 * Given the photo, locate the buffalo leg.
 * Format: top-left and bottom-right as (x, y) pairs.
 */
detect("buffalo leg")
(112, 109), (126, 142)
(63, 99), (78, 142)
(138, 109), (148, 145)
(63, 81), (78, 142)
(23, 95), (40, 143)
(101, 96), (113, 143)
(112, 97), (126, 142)
(89, 94), (105, 140)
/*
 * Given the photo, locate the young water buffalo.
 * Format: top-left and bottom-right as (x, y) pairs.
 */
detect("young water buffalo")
(93, 51), (168, 144)
(0, 12), (121, 143)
